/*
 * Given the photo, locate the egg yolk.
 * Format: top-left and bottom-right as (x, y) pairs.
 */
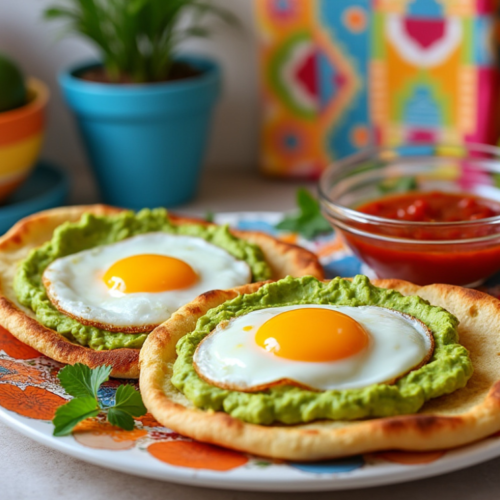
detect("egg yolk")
(103, 254), (198, 294)
(254, 309), (369, 362)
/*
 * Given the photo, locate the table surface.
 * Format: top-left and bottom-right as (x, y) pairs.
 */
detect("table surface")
(3, 170), (500, 500)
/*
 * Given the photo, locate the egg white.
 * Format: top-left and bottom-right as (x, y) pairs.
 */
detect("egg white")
(43, 233), (252, 331)
(193, 305), (433, 392)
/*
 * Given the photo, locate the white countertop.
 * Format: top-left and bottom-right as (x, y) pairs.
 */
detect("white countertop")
(2, 170), (500, 499)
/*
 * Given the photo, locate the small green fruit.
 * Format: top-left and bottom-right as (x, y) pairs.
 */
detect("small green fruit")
(0, 53), (27, 112)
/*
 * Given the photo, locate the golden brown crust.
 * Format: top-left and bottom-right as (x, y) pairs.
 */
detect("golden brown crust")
(0, 206), (323, 379)
(139, 279), (500, 460)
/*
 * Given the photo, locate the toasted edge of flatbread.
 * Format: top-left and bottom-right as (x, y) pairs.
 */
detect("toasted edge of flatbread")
(139, 280), (500, 460)
(0, 205), (324, 379)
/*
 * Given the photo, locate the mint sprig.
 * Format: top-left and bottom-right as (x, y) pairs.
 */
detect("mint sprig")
(57, 364), (112, 399)
(276, 188), (333, 240)
(53, 364), (147, 436)
(53, 397), (100, 436)
(108, 385), (148, 431)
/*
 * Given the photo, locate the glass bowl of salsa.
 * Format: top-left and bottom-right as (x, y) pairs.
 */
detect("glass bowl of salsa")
(318, 143), (500, 286)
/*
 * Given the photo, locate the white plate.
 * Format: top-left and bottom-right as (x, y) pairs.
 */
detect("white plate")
(1, 211), (500, 492)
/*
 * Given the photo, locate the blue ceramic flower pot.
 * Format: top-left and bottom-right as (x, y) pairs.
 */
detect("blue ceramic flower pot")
(59, 56), (221, 209)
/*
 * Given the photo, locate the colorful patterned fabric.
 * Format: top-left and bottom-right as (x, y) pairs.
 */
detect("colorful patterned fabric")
(256, 0), (500, 178)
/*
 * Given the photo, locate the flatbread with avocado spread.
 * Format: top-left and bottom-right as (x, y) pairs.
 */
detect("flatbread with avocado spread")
(0, 205), (323, 379)
(139, 276), (500, 461)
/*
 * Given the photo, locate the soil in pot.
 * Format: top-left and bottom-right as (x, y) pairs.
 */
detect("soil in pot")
(77, 61), (202, 84)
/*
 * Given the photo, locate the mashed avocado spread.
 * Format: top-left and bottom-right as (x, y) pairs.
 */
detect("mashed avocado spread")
(14, 209), (272, 351)
(172, 275), (473, 425)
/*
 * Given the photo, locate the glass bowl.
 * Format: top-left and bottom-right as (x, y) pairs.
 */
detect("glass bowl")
(318, 143), (500, 286)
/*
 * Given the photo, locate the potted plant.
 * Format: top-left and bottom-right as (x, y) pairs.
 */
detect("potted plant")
(45, 0), (235, 209)
(0, 52), (49, 201)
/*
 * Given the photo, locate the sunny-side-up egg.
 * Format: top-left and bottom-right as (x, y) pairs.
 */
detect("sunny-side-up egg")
(42, 233), (252, 332)
(193, 305), (434, 391)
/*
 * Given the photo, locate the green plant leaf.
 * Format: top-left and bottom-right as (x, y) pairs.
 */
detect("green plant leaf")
(182, 26), (211, 38)
(127, 0), (148, 15)
(112, 385), (147, 417)
(276, 188), (333, 240)
(44, 7), (77, 19)
(52, 396), (100, 437)
(43, 0), (239, 83)
(58, 363), (111, 399)
(107, 408), (136, 431)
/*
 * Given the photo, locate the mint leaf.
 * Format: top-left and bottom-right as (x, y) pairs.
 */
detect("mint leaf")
(108, 385), (145, 430)
(58, 363), (112, 399)
(299, 215), (333, 241)
(112, 385), (147, 417)
(89, 365), (112, 396)
(107, 408), (135, 431)
(53, 366), (145, 437)
(297, 188), (319, 217)
(53, 396), (100, 436)
(276, 188), (333, 240)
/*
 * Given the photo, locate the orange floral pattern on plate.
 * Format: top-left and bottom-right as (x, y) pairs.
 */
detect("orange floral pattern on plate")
(135, 413), (163, 427)
(0, 385), (66, 419)
(73, 420), (148, 450)
(148, 441), (248, 471)
(0, 326), (41, 360)
(0, 358), (45, 385)
(374, 450), (446, 465)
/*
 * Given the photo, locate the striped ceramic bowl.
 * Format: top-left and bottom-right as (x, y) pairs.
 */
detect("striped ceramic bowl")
(0, 78), (48, 201)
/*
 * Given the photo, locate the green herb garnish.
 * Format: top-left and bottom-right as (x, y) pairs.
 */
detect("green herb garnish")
(205, 210), (215, 223)
(377, 176), (418, 194)
(53, 363), (147, 436)
(276, 188), (333, 240)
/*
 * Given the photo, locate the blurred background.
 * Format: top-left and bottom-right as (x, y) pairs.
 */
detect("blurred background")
(1, 0), (499, 212)
(0, 0), (258, 185)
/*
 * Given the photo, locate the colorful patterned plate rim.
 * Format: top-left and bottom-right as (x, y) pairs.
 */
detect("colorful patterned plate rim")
(1, 211), (500, 492)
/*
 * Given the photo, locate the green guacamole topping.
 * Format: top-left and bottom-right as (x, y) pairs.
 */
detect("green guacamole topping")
(172, 275), (473, 425)
(14, 209), (272, 351)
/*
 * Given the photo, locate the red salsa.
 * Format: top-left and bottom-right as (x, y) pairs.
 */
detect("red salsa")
(340, 191), (500, 286)
(357, 191), (500, 224)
